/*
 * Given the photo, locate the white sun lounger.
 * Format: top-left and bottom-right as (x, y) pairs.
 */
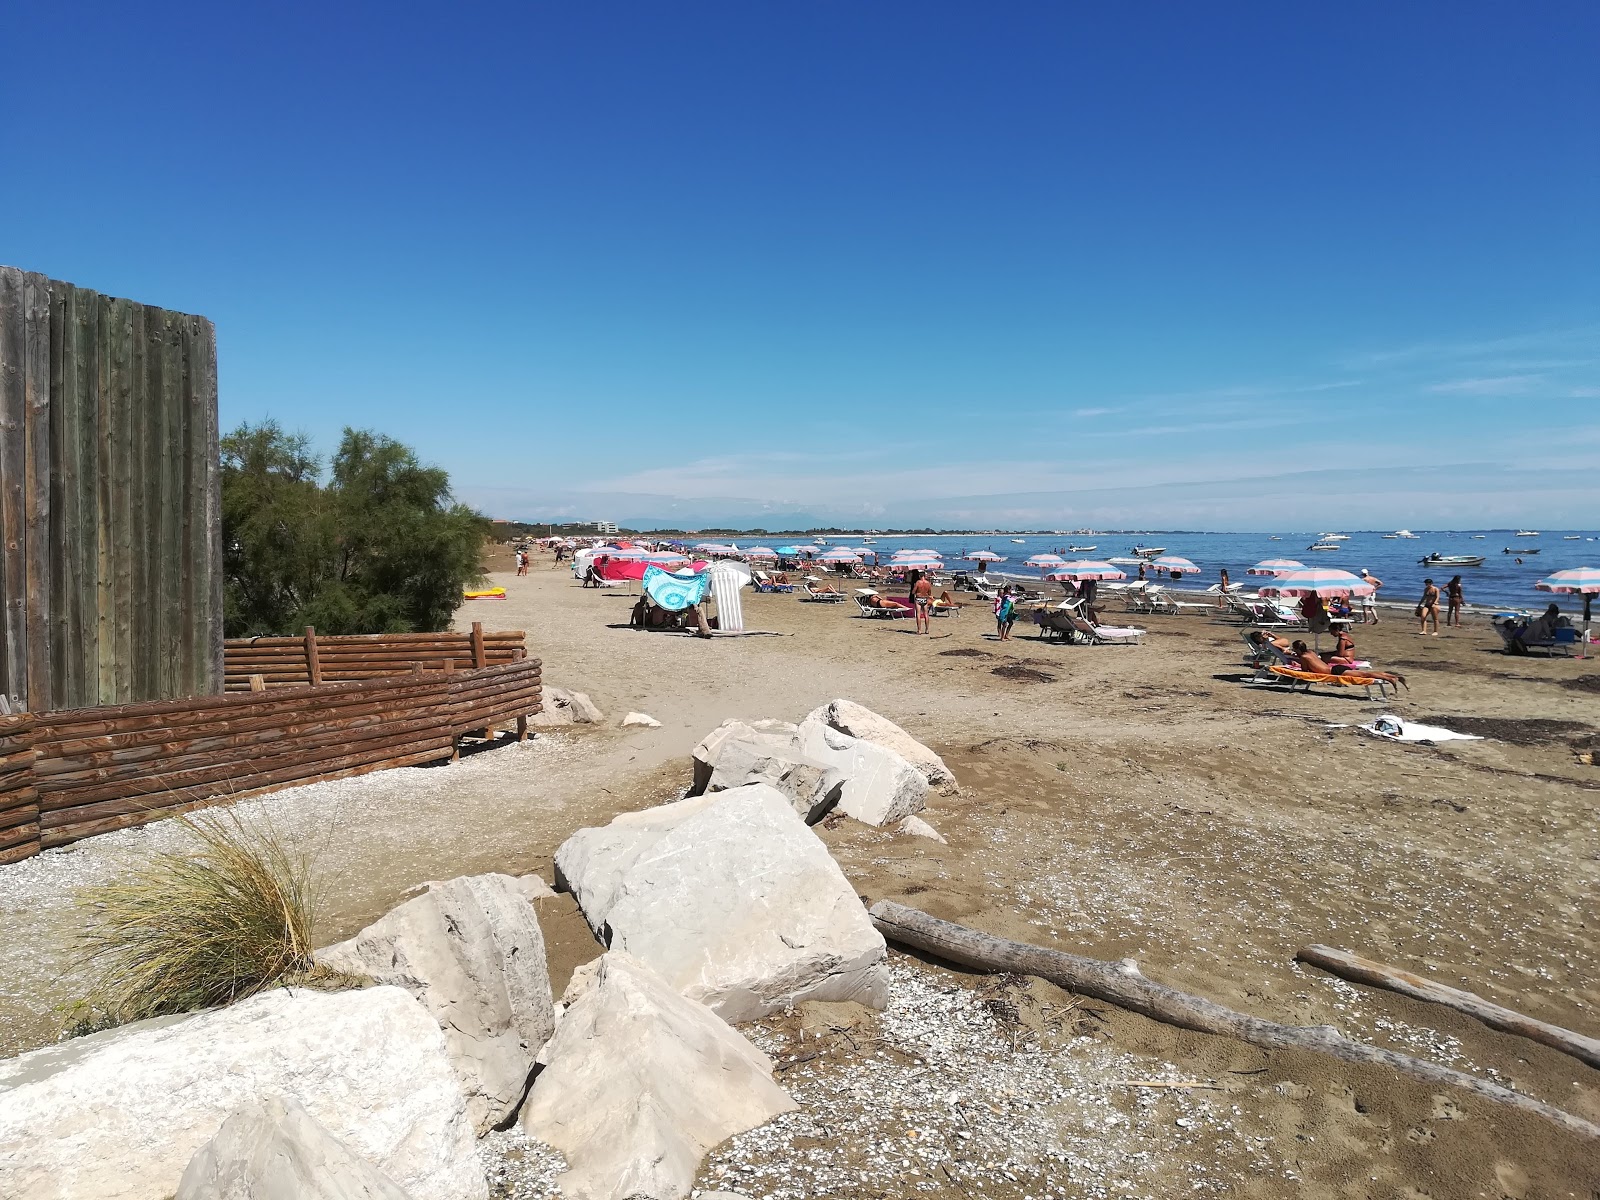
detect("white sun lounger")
(1070, 615), (1144, 645)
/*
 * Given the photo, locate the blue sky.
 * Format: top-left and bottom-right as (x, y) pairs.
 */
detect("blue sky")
(4, 2), (1596, 529)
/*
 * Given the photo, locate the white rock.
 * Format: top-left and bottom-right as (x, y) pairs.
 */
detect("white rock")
(621, 712), (662, 728)
(515, 873), (556, 901)
(520, 953), (794, 1200)
(700, 727), (843, 825)
(317, 874), (555, 1135)
(0, 987), (484, 1200)
(796, 718), (928, 827)
(806, 699), (956, 790)
(175, 1095), (413, 1200)
(554, 783), (888, 1021)
(536, 687), (604, 725)
(899, 815), (947, 844)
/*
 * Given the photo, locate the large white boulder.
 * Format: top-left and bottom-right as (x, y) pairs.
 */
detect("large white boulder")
(519, 953), (794, 1200)
(806, 699), (956, 791)
(317, 873), (556, 1134)
(795, 718), (928, 827)
(175, 1095), (413, 1200)
(695, 719), (843, 825)
(554, 783), (888, 1021)
(0, 986), (485, 1200)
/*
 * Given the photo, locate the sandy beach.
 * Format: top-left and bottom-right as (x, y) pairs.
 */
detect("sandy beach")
(3, 553), (1597, 1199)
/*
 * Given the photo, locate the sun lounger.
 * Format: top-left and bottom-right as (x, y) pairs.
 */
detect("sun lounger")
(802, 582), (848, 602)
(854, 592), (911, 619)
(1258, 664), (1397, 700)
(1491, 614), (1580, 656)
(1070, 616), (1144, 645)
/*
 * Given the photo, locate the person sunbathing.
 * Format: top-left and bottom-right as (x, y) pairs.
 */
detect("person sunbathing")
(1289, 640), (1406, 689)
(811, 579), (842, 594)
(937, 590), (962, 609)
(1247, 630), (1292, 653)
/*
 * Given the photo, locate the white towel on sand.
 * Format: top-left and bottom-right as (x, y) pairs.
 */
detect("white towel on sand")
(1359, 715), (1482, 743)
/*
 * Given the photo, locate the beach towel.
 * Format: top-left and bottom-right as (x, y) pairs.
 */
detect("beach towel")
(643, 566), (710, 612)
(1359, 715), (1483, 743)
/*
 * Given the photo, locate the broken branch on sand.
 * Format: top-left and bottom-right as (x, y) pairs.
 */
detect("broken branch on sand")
(1294, 943), (1600, 1071)
(867, 900), (1600, 1142)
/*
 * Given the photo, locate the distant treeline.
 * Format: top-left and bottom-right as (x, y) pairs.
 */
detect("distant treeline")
(222, 423), (490, 637)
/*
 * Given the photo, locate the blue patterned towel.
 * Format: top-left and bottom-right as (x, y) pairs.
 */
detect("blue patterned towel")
(644, 566), (710, 612)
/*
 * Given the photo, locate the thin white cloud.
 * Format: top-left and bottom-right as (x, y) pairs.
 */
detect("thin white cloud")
(1071, 406), (1121, 418)
(1427, 374), (1544, 395)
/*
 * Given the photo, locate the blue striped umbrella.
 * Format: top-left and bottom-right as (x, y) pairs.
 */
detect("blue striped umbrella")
(1044, 560), (1126, 581)
(1151, 556), (1201, 574)
(1024, 554), (1066, 568)
(1248, 558), (1305, 575)
(1259, 568), (1374, 597)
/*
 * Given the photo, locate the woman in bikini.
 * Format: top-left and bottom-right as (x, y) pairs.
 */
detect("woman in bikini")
(1289, 641), (1407, 690)
(1445, 575), (1464, 628)
(1417, 578), (1441, 636)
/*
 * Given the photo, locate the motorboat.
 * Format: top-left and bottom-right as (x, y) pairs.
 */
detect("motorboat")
(1011, 538), (1026, 544)
(1068, 544), (1097, 552)
(1106, 556), (1144, 565)
(1419, 553), (1485, 567)
(1384, 529), (1419, 539)
(1307, 541), (1341, 551)
(1515, 530), (1539, 537)
(1131, 545), (1166, 557)
(1269, 535), (1282, 541)
(1318, 532), (1351, 541)
(1564, 535), (1581, 540)
(1471, 534), (1486, 539)
(1503, 547), (1539, 554)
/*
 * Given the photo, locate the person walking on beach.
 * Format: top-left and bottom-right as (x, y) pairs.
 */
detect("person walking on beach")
(994, 587), (1017, 641)
(1445, 575), (1465, 627)
(1358, 569), (1381, 624)
(1217, 568), (1231, 608)
(1417, 578), (1440, 635)
(912, 572), (934, 634)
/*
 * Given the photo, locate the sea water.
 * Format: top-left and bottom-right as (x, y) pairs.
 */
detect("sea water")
(795, 531), (1596, 612)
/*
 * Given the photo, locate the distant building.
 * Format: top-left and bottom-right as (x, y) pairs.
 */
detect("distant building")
(597, 520), (619, 535)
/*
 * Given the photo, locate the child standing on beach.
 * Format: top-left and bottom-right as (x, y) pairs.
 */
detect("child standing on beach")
(994, 587), (1017, 641)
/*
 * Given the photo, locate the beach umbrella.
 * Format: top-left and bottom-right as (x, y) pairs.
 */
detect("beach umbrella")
(1536, 567), (1599, 657)
(818, 548), (862, 563)
(1044, 560), (1127, 582)
(774, 546), (808, 556)
(1024, 554), (1067, 568)
(743, 547), (779, 560)
(1248, 558), (1305, 576)
(1258, 568), (1374, 598)
(1151, 556), (1201, 575)
(961, 550), (1006, 562)
(642, 551), (690, 565)
(890, 548), (942, 559)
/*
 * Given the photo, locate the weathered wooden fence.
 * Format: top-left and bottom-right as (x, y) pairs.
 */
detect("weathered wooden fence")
(223, 624), (526, 691)
(0, 654), (542, 865)
(0, 266), (221, 715)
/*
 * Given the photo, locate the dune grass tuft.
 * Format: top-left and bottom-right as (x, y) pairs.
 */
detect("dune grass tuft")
(76, 809), (318, 1025)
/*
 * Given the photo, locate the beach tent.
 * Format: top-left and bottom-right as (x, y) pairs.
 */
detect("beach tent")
(707, 562), (748, 633)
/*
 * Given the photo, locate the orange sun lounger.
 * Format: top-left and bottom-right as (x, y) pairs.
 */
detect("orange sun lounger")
(1266, 664), (1395, 699)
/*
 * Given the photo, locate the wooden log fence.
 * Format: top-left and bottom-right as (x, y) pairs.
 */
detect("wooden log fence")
(0, 653), (541, 865)
(222, 623), (525, 690)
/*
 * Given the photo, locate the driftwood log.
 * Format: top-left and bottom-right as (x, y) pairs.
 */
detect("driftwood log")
(1295, 944), (1600, 1071)
(868, 901), (1600, 1142)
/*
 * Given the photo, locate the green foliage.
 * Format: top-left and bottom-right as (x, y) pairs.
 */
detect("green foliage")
(221, 422), (490, 636)
(75, 810), (317, 1025)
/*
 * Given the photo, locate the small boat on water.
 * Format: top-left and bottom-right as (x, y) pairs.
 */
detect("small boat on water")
(1419, 553), (1485, 567)
(1503, 547), (1539, 555)
(1383, 529), (1419, 539)
(1471, 534), (1486, 539)
(1307, 541), (1341, 551)
(1131, 545), (1166, 557)
(1106, 556), (1143, 565)
(1564, 535), (1581, 540)
(1068, 544), (1097, 552)
(1319, 532), (1351, 541)
(1515, 530), (1539, 537)
(1011, 538), (1026, 544)
(1269, 535), (1282, 541)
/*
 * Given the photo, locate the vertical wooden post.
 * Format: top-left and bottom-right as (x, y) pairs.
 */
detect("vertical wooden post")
(470, 621), (486, 669)
(248, 673), (265, 692)
(410, 661), (423, 676)
(304, 626), (322, 686)
(443, 659), (455, 677)
(516, 714), (528, 742)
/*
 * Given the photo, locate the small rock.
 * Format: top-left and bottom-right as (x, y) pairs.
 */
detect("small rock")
(176, 1095), (413, 1200)
(514, 874), (556, 901)
(898, 815), (947, 844)
(621, 712), (662, 728)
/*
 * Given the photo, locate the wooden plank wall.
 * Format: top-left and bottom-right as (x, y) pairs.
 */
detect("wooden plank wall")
(0, 657), (542, 864)
(223, 624), (526, 691)
(0, 265), (220, 714)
